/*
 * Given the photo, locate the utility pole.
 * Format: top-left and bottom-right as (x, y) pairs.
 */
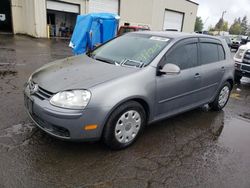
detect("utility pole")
(222, 11), (227, 20)
(219, 11), (227, 35)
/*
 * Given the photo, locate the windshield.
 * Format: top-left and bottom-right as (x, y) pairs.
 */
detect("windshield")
(90, 33), (170, 67)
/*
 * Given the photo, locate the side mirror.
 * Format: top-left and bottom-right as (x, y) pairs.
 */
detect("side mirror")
(158, 63), (180, 75)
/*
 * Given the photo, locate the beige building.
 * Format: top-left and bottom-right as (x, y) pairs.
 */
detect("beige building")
(0, 0), (198, 38)
(120, 0), (198, 33)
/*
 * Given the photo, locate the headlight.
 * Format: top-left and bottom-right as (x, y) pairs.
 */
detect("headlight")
(50, 90), (91, 109)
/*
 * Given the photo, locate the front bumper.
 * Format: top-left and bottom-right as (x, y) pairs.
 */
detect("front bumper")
(231, 43), (240, 49)
(24, 85), (108, 141)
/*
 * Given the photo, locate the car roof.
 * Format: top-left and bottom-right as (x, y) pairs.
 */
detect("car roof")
(134, 31), (220, 40)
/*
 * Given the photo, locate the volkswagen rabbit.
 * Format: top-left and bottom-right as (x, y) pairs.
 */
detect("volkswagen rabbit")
(24, 32), (234, 149)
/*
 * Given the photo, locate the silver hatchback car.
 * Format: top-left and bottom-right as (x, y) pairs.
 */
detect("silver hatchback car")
(24, 32), (234, 149)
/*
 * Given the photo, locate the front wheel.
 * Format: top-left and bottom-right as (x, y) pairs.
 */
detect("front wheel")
(209, 82), (231, 111)
(102, 101), (146, 150)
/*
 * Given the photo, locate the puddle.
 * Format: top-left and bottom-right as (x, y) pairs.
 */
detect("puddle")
(240, 113), (250, 120)
(0, 47), (15, 52)
(0, 123), (36, 151)
(219, 118), (250, 154)
(0, 70), (17, 78)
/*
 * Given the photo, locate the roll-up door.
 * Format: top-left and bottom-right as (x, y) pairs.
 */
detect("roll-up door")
(89, 0), (119, 14)
(47, 0), (80, 14)
(163, 10), (184, 32)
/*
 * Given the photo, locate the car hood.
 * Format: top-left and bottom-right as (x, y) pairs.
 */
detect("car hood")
(32, 55), (138, 93)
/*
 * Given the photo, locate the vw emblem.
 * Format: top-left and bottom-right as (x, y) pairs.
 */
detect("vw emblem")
(29, 82), (38, 94)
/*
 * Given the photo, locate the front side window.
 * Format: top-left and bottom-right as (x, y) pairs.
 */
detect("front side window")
(90, 34), (171, 66)
(165, 43), (198, 70)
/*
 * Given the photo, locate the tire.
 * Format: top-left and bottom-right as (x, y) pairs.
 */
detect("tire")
(209, 82), (232, 111)
(102, 101), (146, 150)
(234, 74), (242, 84)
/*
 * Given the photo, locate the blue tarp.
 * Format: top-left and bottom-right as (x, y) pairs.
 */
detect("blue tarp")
(69, 13), (119, 55)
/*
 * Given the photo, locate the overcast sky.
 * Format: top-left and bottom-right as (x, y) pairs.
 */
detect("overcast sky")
(194, 0), (250, 29)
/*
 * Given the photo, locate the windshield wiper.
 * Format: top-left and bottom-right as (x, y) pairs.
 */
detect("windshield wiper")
(94, 57), (116, 65)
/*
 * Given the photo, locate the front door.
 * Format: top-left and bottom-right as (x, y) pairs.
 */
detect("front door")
(155, 38), (203, 119)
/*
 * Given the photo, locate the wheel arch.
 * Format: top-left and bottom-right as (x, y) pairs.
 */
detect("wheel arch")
(226, 78), (234, 89)
(101, 97), (151, 135)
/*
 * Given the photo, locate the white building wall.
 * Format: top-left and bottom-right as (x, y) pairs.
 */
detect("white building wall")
(34, 0), (47, 37)
(120, 0), (198, 33)
(11, 0), (36, 36)
(11, 0), (86, 38)
(151, 0), (198, 32)
(11, 0), (198, 37)
(119, 0), (154, 28)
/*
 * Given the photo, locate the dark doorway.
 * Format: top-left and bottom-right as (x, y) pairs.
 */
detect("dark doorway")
(47, 13), (55, 25)
(0, 0), (13, 32)
(47, 10), (77, 38)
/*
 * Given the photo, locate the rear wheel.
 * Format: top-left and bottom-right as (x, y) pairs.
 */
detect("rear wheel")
(103, 101), (146, 150)
(209, 82), (231, 111)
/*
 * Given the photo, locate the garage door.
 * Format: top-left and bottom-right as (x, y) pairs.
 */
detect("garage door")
(163, 10), (184, 32)
(89, 0), (119, 14)
(47, 0), (80, 14)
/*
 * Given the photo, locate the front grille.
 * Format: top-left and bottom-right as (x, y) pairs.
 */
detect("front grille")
(241, 65), (250, 72)
(34, 86), (53, 100)
(29, 81), (53, 100)
(243, 51), (250, 64)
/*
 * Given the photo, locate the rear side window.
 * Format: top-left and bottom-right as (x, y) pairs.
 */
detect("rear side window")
(166, 43), (198, 70)
(200, 43), (225, 64)
(200, 43), (218, 64)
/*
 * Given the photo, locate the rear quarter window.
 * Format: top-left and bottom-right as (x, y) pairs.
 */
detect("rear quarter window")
(218, 45), (226, 61)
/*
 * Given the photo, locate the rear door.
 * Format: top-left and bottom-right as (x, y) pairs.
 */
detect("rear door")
(155, 38), (204, 118)
(198, 38), (226, 102)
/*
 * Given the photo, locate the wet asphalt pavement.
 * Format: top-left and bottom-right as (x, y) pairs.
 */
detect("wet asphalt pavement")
(1, 35), (250, 188)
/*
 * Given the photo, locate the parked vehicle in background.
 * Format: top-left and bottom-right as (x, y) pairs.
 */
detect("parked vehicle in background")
(231, 36), (242, 51)
(118, 25), (150, 35)
(231, 35), (250, 51)
(24, 32), (234, 149)
(240, 36), (250, 45)
(195, 31), (210, 35)
(234, 42), (250, 83)
(219, 36), (232, 49)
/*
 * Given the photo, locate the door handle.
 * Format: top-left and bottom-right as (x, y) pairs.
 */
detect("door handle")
(194, 73), (201, 79)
